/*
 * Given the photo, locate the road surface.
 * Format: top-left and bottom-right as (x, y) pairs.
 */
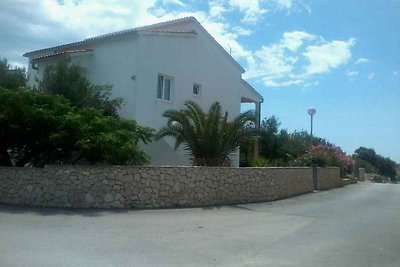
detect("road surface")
(1, 182), (399, 266)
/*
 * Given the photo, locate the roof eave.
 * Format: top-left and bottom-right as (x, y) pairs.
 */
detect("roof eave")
(242, 79), (263, 102)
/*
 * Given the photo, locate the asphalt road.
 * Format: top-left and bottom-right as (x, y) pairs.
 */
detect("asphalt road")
(1, 182), (399, 267)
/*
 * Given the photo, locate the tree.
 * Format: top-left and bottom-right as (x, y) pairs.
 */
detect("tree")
(0, 57), (26, 89)
(252, 115), (335, 166)
(0, 87), (153, 166)
(259, 116), (281, 160)
(0, 86), (75, 166)
(156, 101), (256, 166)
(54, 108), (154, 165)
(37, 57), (123, 117)
(354, 147), (397, 179)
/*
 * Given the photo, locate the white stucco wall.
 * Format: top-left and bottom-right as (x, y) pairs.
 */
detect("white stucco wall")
(84, 37), (138, 119)
(27, 52), (92, 89)
(133, 29), (247, 166)
(26, 20), (261, 167)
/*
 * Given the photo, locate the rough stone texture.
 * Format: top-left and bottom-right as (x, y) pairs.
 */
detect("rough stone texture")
(315, 167), (343, 190)
(341, 178), (358, 186)
(0, 166), (317, 209)
(365, 173), (391, 183)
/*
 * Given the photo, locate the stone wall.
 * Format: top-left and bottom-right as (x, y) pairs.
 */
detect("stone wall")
(315, 167), (342, 190)
(0, 166), (314, 209)
(356, 168), (366, 181)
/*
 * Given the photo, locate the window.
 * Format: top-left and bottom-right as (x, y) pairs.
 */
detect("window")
(157, 74), (172, 101)
(193, 83), (201, 96)
(31, 62), (38, 70)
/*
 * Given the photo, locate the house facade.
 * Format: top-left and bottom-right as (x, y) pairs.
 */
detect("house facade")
(24, 17), (263, 166)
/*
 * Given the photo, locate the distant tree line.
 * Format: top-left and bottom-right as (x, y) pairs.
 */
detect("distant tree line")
(240, 115), (398, 180)
(353, 147), (398, 180)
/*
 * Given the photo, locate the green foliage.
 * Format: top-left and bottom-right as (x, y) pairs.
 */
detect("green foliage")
(295, 145), (355, 176)
(52, 108), (154, 165)
(259, 116), (281, 160)
(0, 86), (74, 166)
(354, 157), (377, 173)
(37, 57), (123, 117)
(250, 157), (271, 167)
(354, 147), (397, 179)
(157, 101), (256, 166)
(0, 57), (26, 89)
(275, 130), (313, 162)
(240, 115), (335, 167)
(0, 87), (153, 166)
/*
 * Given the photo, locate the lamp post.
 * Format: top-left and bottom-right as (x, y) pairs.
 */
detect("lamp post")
(307, 108), (316, 136)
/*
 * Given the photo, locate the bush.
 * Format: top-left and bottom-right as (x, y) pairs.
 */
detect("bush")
(0, 87), (154, 166)
(295, 145), (355, 176)
(250, 157), (271, 167)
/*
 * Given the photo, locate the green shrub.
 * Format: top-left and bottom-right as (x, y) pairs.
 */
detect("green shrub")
(295, 145), (355, 177)
(0, 87), (153, 166)
(250, 157), (271, 167)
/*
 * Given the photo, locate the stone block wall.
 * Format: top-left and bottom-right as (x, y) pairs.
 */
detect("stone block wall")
(315, 167), (342, 190)
(0, 166), (314, 209)
(356, 168), (366, 181)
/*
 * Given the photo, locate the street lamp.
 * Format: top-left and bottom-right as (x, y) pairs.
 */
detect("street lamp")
(307, 108), (316, 136)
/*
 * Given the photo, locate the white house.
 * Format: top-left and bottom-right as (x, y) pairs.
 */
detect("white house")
(24, 17), (263, 166)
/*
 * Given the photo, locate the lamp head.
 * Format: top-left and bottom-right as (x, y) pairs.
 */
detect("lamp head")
(308, 108), (316, 116)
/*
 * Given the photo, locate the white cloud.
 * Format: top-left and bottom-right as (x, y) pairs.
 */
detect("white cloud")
(162, 0), (186, 7)
(40, 0), (159, 37)
(355, 57), (370, 64)
(368, 72), (375, 80)
(303, 38), (356, 75)
(282, 31), (316, 52)
(254, 43), (296, 76)
(273, 0), (294, 9)
(208, 0), (307, 24)
(232, 26), (253, 36)
(228, 0), (268, 24)
(244, 32), (355, 87)
(8, 61), (26, 69)
(245, 31), (316, 81)
(209, 0), (226, 17)
(263, 77), (304, 87)
(0, 0), (259, 75)
(0, 0), (348, 89)
(347, 71), (359, 77)
(303, 80), (319, 87)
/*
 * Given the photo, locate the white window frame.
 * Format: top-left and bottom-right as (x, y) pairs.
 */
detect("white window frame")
(193, 83), (201, 96)
(157, 74), (173, 101)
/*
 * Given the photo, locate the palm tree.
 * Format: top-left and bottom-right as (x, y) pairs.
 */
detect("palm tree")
(156, 101), (256, 166)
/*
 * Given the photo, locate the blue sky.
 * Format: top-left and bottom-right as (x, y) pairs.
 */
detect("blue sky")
(1, 0), (399, 162)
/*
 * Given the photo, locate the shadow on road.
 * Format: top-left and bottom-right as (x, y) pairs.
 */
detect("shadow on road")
(0, 204), (130, 217)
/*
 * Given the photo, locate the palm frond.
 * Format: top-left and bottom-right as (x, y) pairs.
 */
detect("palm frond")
(156, 101), (255, 166)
